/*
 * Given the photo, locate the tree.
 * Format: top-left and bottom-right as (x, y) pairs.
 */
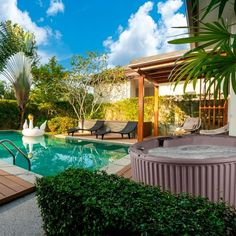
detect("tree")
(168, 0), (236, 97)
(31, 57), (68, 117)
(62, 52), (125, 123)
(0, 80), (15, 99)
(0, 52), (32, 127)
(0, 20), (38, 71)
(31, 57), (67, 102)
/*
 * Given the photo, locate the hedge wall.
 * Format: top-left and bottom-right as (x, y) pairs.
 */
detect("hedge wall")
(102, 95), (199, 125)
(0, 100), (19, 129)
(0, 99), (76, 130)
(36, 168), (236, 236)
(0, 96), (199, 132)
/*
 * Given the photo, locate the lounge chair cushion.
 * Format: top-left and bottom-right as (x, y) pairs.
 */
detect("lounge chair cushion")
(200, 124), (229, 135)
(182, 117), (199, 130)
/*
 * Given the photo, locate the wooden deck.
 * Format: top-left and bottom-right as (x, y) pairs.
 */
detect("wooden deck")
(116, 164), (132, 179)
(0, 170), (35, 205)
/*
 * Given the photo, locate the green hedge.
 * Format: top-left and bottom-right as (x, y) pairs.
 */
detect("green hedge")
(36, 169), (236, 235)
(102, 96), (199, 125)
(0, 100), (19, 129)
(47, 116), (77, 134)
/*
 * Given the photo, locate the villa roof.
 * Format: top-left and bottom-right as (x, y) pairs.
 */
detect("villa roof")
(127, 49), (188, 84)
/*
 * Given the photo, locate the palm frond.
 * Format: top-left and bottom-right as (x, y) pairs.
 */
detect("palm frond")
(169, 19), (233, 53)
(200, 0), (235, 19)
(169, 44), (236, 98)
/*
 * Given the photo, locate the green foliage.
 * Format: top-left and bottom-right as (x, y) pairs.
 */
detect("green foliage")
(62, 52), (125, 121)
(36, 168), (236, 235)
(102, 96), (198, 124)
(199, 0), (236, 19)
(0, 100), (19, 129)
(0, 20), (37, 71)
(47, 117), (77, 134)
(31, 57), (67, 105)
(168, 2), (236, 98)
(0, 81), (15, 99)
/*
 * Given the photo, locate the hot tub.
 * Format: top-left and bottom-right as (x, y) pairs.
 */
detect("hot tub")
(129, 135), (236, 206)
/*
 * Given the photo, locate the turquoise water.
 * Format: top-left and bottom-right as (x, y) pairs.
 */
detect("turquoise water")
(0, 131), (129, 176)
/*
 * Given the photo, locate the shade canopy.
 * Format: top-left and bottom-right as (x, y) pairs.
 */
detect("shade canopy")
(128, 50), (188, 83)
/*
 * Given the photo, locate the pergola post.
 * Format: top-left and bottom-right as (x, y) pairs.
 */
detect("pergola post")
(138, 76), (144, 142)
(154, 85), (159, 136)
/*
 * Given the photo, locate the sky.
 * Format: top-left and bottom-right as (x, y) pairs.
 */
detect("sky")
(0, 0), (188, 68)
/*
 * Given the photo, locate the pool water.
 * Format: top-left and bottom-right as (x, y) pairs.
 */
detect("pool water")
(0, 131), (129, 176)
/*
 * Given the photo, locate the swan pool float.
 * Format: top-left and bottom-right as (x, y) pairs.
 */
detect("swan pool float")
(22, 114), (47, 137)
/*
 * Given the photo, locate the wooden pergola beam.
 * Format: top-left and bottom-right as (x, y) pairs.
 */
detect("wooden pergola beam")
(138, 75), (145, 142)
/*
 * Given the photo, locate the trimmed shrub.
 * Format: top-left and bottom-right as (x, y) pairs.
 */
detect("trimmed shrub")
(47, 116), (77, 134)
(36, 169), (236, 235)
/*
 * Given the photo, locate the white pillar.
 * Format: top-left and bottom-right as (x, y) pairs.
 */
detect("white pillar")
(228, 85), (236, 136)
(229, 20), (236, 136)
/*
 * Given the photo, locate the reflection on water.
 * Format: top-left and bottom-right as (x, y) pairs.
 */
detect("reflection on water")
(22, 136), (47, 158)
(0, 132), (129, 176)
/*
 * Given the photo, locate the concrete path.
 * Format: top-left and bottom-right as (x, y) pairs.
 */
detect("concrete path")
(0, 193), (44, 236)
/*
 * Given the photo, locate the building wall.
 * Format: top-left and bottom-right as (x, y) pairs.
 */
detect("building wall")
(94, 80), (132, 103)
(158, 80), (200, 96)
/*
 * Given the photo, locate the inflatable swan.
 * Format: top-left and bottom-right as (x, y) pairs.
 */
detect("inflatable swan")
(22, 114), (47, 137)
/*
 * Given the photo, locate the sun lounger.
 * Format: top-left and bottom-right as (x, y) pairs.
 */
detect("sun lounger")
(67, 120), (104, 136)
(174, 117), (201, 135)
(200, 124), (229, 135)
(95, 121), (137, 140)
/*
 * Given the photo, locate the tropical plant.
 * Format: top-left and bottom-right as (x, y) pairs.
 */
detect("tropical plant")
(200, 0), (236, 19)
(0, 52), (33, 127)
(168, 1), (236, 97)
(31, 57), (68, 116)
(0, 20), (37, 71)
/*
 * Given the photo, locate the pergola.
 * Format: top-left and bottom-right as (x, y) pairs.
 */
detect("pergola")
(127, 50), (188, 142)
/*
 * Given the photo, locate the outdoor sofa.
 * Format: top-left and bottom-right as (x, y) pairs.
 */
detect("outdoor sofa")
(95, 121), (137, 140)
(67, 120), (104, 136)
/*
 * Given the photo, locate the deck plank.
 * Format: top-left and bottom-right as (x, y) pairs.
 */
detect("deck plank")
(0, 175), (26, 192)
(116, 164), (132, 179)
(0, 170), (35, 205)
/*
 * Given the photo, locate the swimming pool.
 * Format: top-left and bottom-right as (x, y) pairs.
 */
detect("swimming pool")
(0, 131), (129, 176)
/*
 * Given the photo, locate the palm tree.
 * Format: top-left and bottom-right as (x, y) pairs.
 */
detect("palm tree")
(0, 20), (37, 71)
(0, 52), (32, 127)
(168, 1), (236, 97)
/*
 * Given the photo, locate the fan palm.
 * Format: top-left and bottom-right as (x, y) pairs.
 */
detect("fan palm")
(168, 1), (236, 98)
(0, 52), (32, 127)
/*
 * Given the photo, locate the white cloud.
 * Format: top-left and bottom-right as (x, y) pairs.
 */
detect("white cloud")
(37, 17), (44, 23)
(47, 0), (64, 16)
(0, 0), (51, 45)
(37, 50), (54, 64)
(157, 0), (188, 53)
(104, 0), (188, 66)
(54, 30), (62, 40)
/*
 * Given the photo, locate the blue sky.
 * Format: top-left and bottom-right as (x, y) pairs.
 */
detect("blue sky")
(0, 0), (187, 68)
